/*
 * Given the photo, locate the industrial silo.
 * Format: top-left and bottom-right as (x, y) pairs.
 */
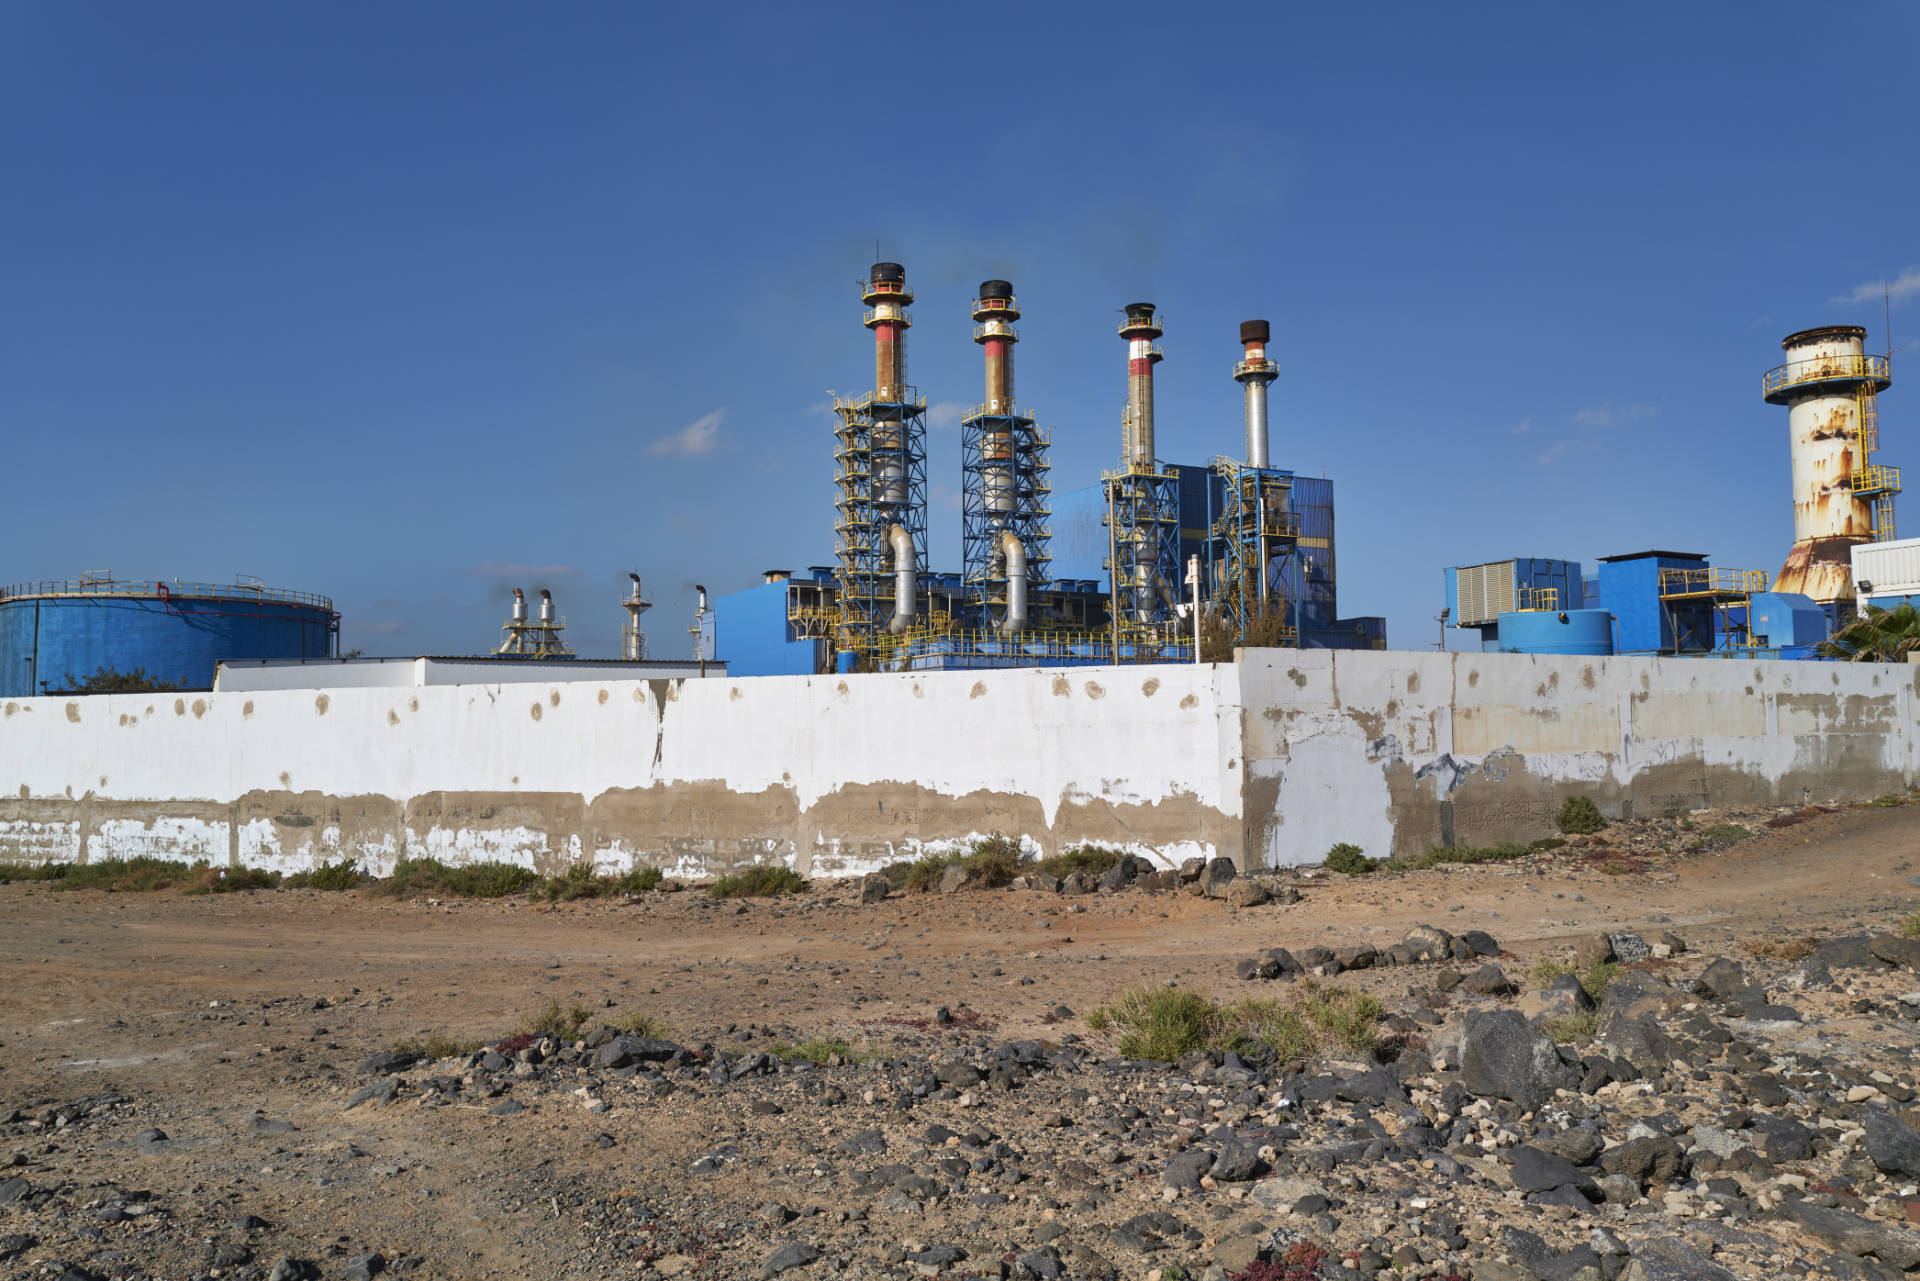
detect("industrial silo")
(0, 574), (338, 696)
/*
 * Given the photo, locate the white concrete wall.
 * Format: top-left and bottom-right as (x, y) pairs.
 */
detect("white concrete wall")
(3, 651), (1914, 878)
(0, 664), (1241, 876)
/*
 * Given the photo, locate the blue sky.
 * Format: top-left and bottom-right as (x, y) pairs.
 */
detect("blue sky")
(4, 2), (1917, 656)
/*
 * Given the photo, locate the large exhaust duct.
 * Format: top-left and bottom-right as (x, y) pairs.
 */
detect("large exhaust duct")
(1763, 325), (1898, 605)
(1234, 319), (1278, 468)
(887, 523), (917, 634)
(997, 531), (1026, 633)
(1119, 302), (1164, 467)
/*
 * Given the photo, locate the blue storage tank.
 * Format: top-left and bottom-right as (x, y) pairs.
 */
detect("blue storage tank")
(1496, 609), (1614, 655)
(0, 576), (337, 696)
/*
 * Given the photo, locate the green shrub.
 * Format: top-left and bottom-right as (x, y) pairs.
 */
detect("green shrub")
(517, 999), (593, 1041)
(771, 1036), (875, 1064)
(1087, 983), (1384, 1063)
(1089, 987), (1223, 1062)
(707, 864), (808, 898)
(1545, 1011), (1598, 1044)
(1556, 795), (1606, 835)
(1034, 844), (1125, 880)
(374, 856), (537, 899)
(1324, 843), (1377, 875)
(1527, 956), (1622, 1002)
(1695, 823), (1751, 849)
(538, 863), (665, 902)
(601, 1008), (671, 1038)
(1403, 842), (1533, 870)
(880, 836), (1037, 893)
(961, 834), (1025, 887)
(1900, 914), (1920, 940)
(52, 856), (202, 892)
(392, 1031), (481, 1059)
(1870, 791), (1920, 807)
(0, 860), (70, 884)
(186, 865), (283, 894)
(283, 859), (366, 891)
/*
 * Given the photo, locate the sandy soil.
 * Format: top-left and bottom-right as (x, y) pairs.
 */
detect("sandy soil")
(2, 804), (1918, 1279)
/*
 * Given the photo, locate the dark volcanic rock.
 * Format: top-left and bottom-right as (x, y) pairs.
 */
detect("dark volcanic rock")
(1508, 1145), (1598, 1198)
(1696, 957), (1748, 999)
(1199, 858), (1238, 899)
(1781, 1199), (1920, 1270)
(1864, 1110), (1920, 1178)
(594, 1035), (685, 1069)
(760, 1242), (821, 1276)
(1460, 1009), (1577, 1112)
(1623, 1236), (1739, 1281)
(1870, 933), (1920, 971)
(1163, 1147), (1213, 1189)
(1814, 935), (1891, 971)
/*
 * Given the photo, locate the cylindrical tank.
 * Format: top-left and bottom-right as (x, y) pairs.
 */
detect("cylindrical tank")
(0, 577), (338, 696)
(1764, 325), (1892, 604)
(1234, 318), (1279, 468)
(1496, 609), (1613, 656)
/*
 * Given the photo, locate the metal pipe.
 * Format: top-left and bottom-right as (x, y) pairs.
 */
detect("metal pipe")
(1119, 302), (1163, 466)
(538, 589), (554, 623)
(887, 523), (917, 634)
(1234, 319), (1278, 468)
(997, 530), (1027, 634)
(511, 588), (526, 623)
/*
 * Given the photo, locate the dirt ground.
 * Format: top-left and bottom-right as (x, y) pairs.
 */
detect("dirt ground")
(3, 805), (1919, 1280)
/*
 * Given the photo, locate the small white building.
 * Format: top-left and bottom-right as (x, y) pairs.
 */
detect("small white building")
(1851, 537), (1920, 611)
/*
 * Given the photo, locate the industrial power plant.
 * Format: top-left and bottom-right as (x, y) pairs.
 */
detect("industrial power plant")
(0, 272), (1908, 691)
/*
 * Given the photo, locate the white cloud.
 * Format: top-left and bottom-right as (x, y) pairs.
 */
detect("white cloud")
(927, 401), (968, 430)
(649, 409), (723, 456)
(1835, 268), (1920, 307)
(1573, 402), (1655, 428)
(1511, 420), (1532, 435)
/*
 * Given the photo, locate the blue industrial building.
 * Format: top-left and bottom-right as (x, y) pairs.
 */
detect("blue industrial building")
(1445, 551), (1830, 659)
(0, 576), (338, 696)
(1052, 467), (1386, 653)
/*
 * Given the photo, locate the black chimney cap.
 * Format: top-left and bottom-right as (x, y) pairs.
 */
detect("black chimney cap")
(869, 261), (906, 284)
(1123, 302), (1156, 320)
(1240, 319), (1271, 344)
(978, 279), (1014, 301)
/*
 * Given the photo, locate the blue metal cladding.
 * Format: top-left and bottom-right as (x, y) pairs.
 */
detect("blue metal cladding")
(1747, 592), (1829, 649)
(1495, 609), (1614, 655)
(0, 592), (336, 696)
(1597, 553), (1707, 653)
(710, 581), (821, 677)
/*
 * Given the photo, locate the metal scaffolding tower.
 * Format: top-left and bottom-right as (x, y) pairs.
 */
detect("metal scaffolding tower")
(1207, 458), (1300, 645)
(832, 263), (927, 663)
(960, 281), (1052, 632)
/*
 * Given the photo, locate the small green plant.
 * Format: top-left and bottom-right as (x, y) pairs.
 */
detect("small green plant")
(1089, 987), (1224, 1062)
(771, 1036), (875, 1064)
(1034, 844), (1124, 880)
(879, 836), (1037, 893)
(1526, 957), (1623, 1002)
(707, 864), (808, 898)
(392, 1032), (481, 1059)
(878, 851), (959, 893)
(1695, 823), (1751, 850)
(538, 863), (664, 902)
(0, 861), (73, 884)
(1556, 795), (1606, 835)
(1545, 1010), (1598, 1044)
(375, 856), (538, 899)
(43, 856), (203, 892)
(1324, 843), (1377, 875)
(1900, 914), (1920, 940)
(1403, 842), (1534, 870)
(601, 1008), (671, 1038)
(1870, 791), (1920, 808)
(185, 865), (283, 894)
(283, 859), (366, 891)
(517, 999), (594, 1041)
(1746, 936), (1819, 961)
(962, 834), (1027, 887)
(1088, 983), (1383, 1063)
(62, 665), (182, 693)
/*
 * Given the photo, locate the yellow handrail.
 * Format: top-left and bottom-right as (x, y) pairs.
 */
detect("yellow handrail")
(1762, 352), (1891, 399)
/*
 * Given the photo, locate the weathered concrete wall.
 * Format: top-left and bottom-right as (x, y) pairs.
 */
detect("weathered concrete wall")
(1239, 650), (1917, 865)
(2, 651), (1913, 876)
(0, 666), (1242, 876)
